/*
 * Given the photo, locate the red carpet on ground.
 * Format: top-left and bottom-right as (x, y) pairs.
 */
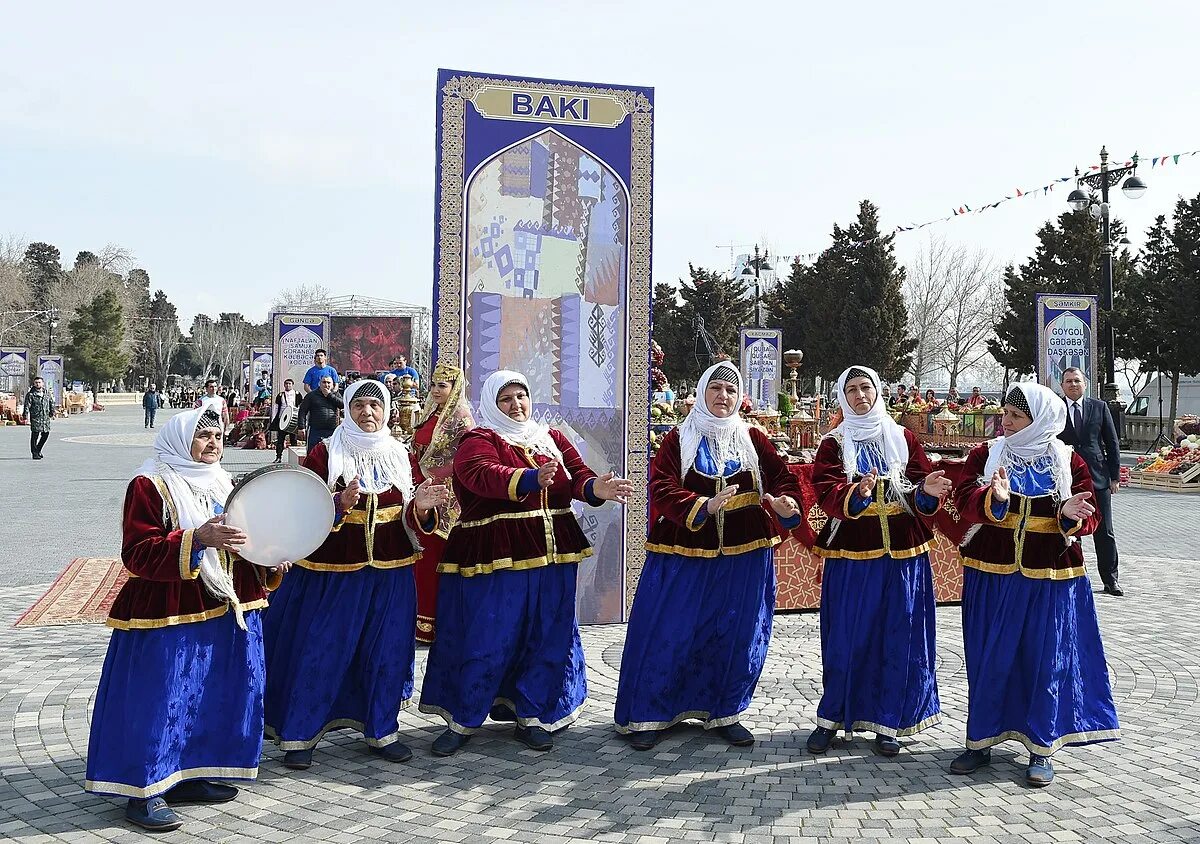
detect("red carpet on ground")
(14, 558), (127, 628)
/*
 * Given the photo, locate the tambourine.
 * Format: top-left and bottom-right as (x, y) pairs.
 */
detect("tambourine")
(224, 464), (334, 567)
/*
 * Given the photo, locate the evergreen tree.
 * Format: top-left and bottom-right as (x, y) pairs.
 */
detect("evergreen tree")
(22, 242), (62, 313)
(62, 289), (128, 386)
(989, 209), (1132, 375)
(677, 264), (751, 375)
(651, 281), (691, 389)
(768, 200), (913, 382)
(1169, 195), (1200, 379)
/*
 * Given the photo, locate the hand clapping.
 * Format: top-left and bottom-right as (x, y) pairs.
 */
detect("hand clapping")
(706, 484), (740, 515)
(536, 459), (560, 488)
(989, 467), (1010, 503)
(857, 469), (879, 500)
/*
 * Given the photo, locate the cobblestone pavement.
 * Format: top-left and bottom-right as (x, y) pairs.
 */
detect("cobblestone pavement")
(2, 406), (1198, 842)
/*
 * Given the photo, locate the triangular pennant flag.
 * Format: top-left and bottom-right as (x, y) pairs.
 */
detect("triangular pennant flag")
(964, 205), (971, 212)
(1152, 157), (1159, 167)
(1016, 188), (1024, 197)
(1174, 154), (1181, 164)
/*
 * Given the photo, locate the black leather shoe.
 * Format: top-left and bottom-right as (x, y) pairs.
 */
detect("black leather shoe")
(489, 704), (517, 722)
(874, 734), (901, 757)
(371, 741), (413, 763)
(806, 726), (836, 754)
(431, 729), (471, 757)
(715, 722), (755, 747)
(514, 725), (553, 751)
(628, 730), (662, 751)
(1103, 582), (1124, 597)
(282, 749), (313, 770)
(1026, 754), (1055, 787)
(949, 748), (991, 774)
(165, 779), (238, 803)
(125, 796), (183, 831)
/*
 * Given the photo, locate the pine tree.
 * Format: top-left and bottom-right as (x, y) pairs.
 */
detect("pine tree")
(768, 200), (913, 382)
(22, 242), (62, 313)
(63, 289), (128, 386)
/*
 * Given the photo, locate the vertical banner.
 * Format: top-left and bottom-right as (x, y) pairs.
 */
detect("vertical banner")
(1, 347), (29, 394)
(37, 355), (64, 406)
(433, 69), (654, 623)
(272, 314), (330, 396)
(241, 360), (251, 394)
(250, 346), (273, 389)
(1036, 294), (1099, 395)
(739, 328), (782, 411)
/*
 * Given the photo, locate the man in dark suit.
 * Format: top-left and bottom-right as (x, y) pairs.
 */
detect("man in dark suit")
(1058, 368), (1123, 596)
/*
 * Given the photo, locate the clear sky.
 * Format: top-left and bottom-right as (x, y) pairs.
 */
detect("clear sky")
(2, 1), (1198, 328)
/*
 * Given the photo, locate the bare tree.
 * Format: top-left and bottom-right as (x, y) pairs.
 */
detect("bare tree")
(271, 283), (332, 314)
(0, 237), (33, 345)
(190, 316), (226, 381)
(1115, 358), (1151, 399)
(903, 236), (955, 384)
(933, 248), (1003, 391)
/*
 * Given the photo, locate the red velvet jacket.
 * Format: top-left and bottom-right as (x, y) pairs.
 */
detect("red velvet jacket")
(811, 428), (941, 560)
(107, 475), (280, 630)
(646, 427), (801, 558)
(439, 428), (599, 577)
(298, 442), (434, 572)
(955, 443), (1098, 580)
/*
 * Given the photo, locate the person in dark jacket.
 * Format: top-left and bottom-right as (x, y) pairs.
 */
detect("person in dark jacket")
(142, 385), (160, 428)
(297, 375), (341, 454)
(1057, 368), (1123, 596)
(22, 376), (55, 460)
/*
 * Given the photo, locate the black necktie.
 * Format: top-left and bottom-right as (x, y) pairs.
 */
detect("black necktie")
(1073, 402), (1083, 432)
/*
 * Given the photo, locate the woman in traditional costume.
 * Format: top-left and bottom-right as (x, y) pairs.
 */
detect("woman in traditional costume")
(949, 383), (1118, 787)
(262, 379), (448, 770)
(85, 404), (289, 832)
(805, 366), (951, 757)
(409, 362), (475, 643)
(614, 362), (803, 750)
(419, 370), (632, 756)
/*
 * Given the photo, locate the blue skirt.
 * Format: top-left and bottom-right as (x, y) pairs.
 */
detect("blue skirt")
(613, 548), (774, 732)
(419, 564), (586, 734)
(962, 568), (1120, 755)
(85, 611), (265, 799)
(262, 565), (416, 749)
(815, 553), (941, 736)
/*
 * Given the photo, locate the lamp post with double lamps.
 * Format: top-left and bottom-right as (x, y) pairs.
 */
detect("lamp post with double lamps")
(1066, 146), (1147, 414)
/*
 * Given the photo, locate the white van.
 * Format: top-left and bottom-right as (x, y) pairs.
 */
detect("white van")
(1126, 375), (1200, 419)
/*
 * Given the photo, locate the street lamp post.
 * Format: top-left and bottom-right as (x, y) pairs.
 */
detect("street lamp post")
(1066, 146), (1147, 408)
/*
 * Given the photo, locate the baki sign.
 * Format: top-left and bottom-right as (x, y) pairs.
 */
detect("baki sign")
(471, 85), (628, 128)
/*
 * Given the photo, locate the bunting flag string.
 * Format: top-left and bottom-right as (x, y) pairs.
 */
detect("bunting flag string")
(785, 148), (1200, 263)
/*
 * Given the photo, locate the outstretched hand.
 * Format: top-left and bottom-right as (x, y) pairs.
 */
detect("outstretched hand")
(414, 478), (450, 513)
(195, 514), (247, 552)
(763, 493), (799, 519)
(922, 469), (953, 499)
(593, 471), (634, 505)
(1061, 490), (1096, 522)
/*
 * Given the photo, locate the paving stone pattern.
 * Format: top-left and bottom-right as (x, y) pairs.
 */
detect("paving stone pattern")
(1, 406), (1198, 842)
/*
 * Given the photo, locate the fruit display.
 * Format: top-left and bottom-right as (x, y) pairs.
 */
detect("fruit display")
(1134, 437), (1200, 474)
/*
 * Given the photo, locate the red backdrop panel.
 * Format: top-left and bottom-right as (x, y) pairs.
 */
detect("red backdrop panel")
(330, 316), (413, 374)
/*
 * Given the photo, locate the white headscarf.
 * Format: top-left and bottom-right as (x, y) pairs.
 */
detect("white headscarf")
(676, 361), (760, 485)
(982, 383), (1074, 500)
(827, 365), (914, 501)
(478, 370), (569, 476)
(133, 400), (245, 629)
(324, 379), (415, 497)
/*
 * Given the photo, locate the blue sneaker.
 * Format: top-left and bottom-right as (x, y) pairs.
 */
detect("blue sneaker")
(125, 796), (182, 831)
(1026, 754), (1055, 787)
